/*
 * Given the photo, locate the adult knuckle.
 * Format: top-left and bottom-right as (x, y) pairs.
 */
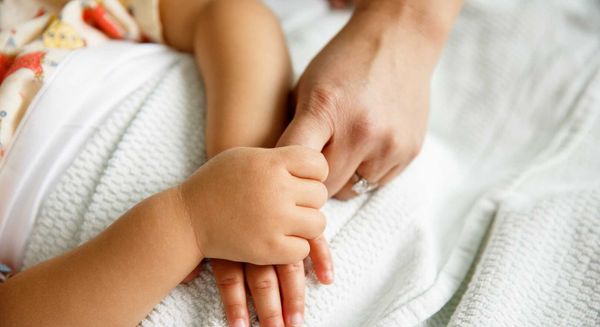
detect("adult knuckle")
(301, 86), (339, 131)
(381, 133), (401, 156)
(260, 312), (284, 325)
(307, 86), (338, 113)
(224, 303), (247, 317)
(406, 138), (423, 160)
(216, 276), (244, 289)
(286, 295), (305, 309)
(280, 262), (304, 274)
(352, 111), (378, 140)
(252, 278), (276, 291)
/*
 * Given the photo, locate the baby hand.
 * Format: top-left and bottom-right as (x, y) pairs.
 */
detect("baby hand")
(178, 146), (329, 265)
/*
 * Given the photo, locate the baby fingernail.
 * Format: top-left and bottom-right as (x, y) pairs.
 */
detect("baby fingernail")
(289, 313), (304, 326)
(232, 319), (246, 327)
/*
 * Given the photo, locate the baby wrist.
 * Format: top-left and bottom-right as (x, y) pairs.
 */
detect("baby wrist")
(163, 186), (206, 261)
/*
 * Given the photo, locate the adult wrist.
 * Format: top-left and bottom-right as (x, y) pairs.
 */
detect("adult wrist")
(353, 0), (462, 50)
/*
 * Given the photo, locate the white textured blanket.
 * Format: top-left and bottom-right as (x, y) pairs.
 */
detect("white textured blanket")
(13, 0), (600, 326)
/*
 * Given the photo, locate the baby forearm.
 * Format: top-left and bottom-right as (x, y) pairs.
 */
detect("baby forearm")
(0, 189), (201, 326)
(193, 1), (292, 157)
(161, 0), (292, 157)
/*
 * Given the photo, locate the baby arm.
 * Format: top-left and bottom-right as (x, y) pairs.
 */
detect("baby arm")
(160, 0), (292, 156)
(0, 146), (328, 326)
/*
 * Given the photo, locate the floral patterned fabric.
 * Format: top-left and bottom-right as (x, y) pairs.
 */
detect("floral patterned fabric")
(0, 0), (162, 157)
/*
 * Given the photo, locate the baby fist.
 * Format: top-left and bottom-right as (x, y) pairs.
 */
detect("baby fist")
(179, 146), (329, 265)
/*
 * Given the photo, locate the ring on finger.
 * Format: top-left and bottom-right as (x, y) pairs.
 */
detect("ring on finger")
(350, 172), (378, 195)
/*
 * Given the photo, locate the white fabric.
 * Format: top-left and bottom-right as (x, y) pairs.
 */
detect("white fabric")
(2, 0), (600, 326)
(0, 43), (178, 267)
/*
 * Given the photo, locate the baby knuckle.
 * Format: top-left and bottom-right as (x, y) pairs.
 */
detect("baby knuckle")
(317, 183), (329, 205)
(297, 149), (329, 181)
(265, 236), (280, 251)
(296, 241), (311, 260)
(279, 190), (299, 212)
(265, 151), (286, 169)
(314, 153), (330, 180)
(244, 153), (266, 173)
(316, 212), (327, 234)
(284, 144), (306, 156)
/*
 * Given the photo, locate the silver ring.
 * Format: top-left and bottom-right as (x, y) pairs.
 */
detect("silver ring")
(351, 173), (378, 195)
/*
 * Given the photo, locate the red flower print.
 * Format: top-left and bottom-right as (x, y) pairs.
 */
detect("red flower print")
(35, 8), (47, 18)
(83, 5), (125, 40)
(0, 53), (16, 84)
(4, 51), (46, 81)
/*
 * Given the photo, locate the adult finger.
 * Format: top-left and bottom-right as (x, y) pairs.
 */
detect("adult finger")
(276, 112), (332, 151)
(212, 260), (249, 327)
(335, 157), (400, 200)
(279, 145), (329, 182)
(378, 163), (406, 186)
(322, 138), (364, 196)
(181, 264), (202, 283)
(287, 207), (326, 240)
(292, 177), (328, 208)
(308, 235), (334, 284)
(276, 262), (306, 327)
(246, 265), (284, 327)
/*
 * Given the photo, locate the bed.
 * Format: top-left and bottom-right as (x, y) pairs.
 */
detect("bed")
(1, 0), (599, 325)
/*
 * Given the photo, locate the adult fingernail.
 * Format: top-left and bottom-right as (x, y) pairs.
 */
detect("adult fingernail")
(232, 319), (247, 327)
(289, 313), (304, 326)
(323, 270), (334, 283)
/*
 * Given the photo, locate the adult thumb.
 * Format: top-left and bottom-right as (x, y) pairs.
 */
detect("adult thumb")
(277, 110), (332, 151)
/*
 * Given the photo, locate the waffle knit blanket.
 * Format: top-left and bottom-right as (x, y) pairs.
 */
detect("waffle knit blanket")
(13, 0), (600, 325)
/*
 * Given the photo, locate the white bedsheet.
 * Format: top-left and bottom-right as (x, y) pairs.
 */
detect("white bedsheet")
(0, 44), (179, 267)
(1, 0), (599, 326)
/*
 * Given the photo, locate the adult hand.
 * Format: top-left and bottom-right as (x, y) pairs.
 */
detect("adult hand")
(278, 3), (455, 199)
(182, 239), (331, 327)
(203, 2), (463, 327)
(209, 233), (332, 327)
